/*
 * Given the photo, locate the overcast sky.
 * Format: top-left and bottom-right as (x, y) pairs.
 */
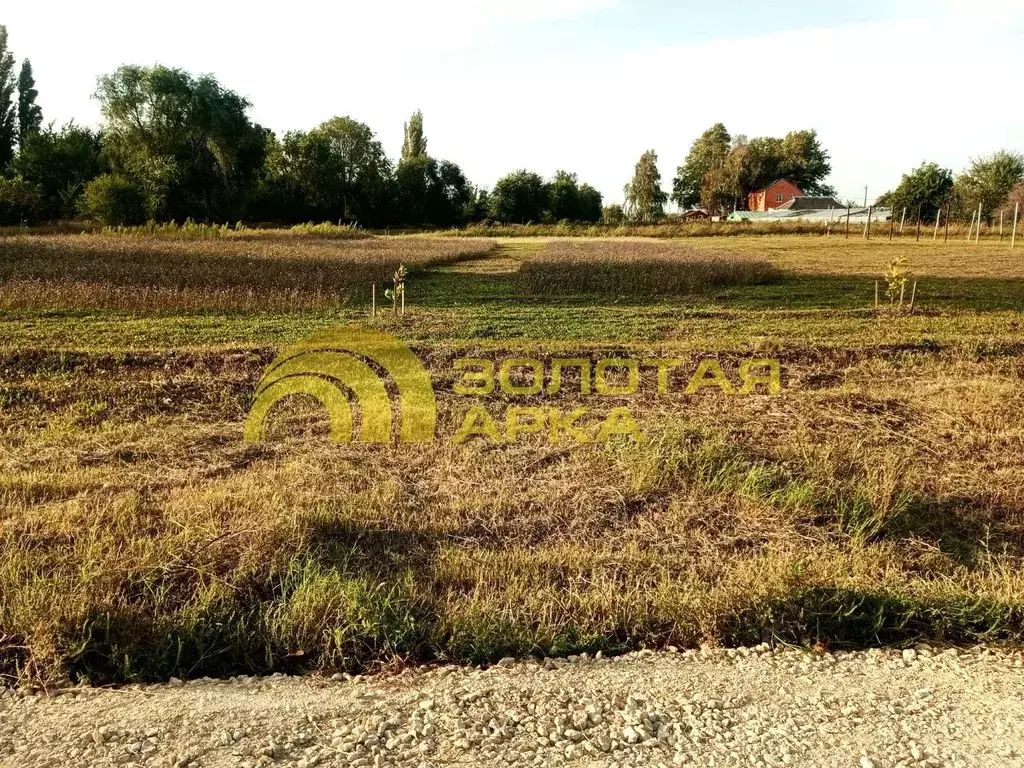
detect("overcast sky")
(4, 0), (1022, 206)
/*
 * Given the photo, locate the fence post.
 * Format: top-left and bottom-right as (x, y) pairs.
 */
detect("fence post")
(916, 205), (922, 241)
(371, 283), (376, 318)
(1013, 202), (1020, 249)
(846, 204), (851, 239)
(865, 206), (873, 240)
(899, 208), (906, 237)
(966, 209), (976, 242)
(933, 207), (941, 240)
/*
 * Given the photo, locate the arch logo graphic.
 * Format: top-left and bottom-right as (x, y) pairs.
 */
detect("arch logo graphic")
(244, 326), (435, 444)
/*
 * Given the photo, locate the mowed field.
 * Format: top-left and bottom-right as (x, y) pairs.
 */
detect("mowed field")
(1, 231), (1023, 685)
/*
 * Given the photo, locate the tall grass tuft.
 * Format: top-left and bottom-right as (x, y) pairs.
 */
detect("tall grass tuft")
(289, 222), (369, 239)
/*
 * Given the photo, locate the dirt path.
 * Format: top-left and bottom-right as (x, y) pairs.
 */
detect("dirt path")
(430, 241), (540, 275)
(3, 645), (1022, 768)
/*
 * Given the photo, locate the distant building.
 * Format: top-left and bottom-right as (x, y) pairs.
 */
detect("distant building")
(748, 179), (804, 212)
(776, 195), (846, 211)
(679, 209), (710, 221)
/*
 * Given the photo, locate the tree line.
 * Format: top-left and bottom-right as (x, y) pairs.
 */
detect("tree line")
(1, 23), (1021, 229)
(877, 154), (1024, 226)
(0, 27), (606, 228)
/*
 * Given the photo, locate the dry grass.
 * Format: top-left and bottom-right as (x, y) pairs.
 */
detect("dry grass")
(2, 340), (1023, 684)
(1, 235), (1023, 685)
(518, 240), (779, 295)
(687, 236), (1024, 279)
(0, 233), (493, 311)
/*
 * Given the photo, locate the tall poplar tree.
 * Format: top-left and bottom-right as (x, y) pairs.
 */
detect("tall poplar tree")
(0, 26), (17, 170)
(401, 110), (426, 161)
(17, 59), (42, 143)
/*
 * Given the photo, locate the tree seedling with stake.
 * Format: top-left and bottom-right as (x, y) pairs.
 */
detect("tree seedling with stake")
(384, 264), (408, 315)
(884, 256), (911, 311)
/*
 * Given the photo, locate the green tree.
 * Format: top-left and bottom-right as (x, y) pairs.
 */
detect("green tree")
(577, 183), (602, 223)
(954, 150), (1024, 223)
(602, 203), (625, 225)
(671, 123), (731, 211)
(0, 176), (43, 224)
(94, 65), (268, 221)
(733, 135), (784, 194)
(0, 26), (16, 171)
(395, 154), (430, 224)
(676, 125), (834, 211)
(395, 154), (471, 227)
(426, 159), (471, 227)
(401, 110), (426, 161)
(466, 187), (490, 222)
(625, 150), (667, 222)
(489, 170), (548, 223)
(885, 162), (954, 222)
(732, 131), (835, 198)
(268, 117), (392, 224)
(17, 59), (41, 144)
(79, 173), (147, 225)
(13, 123), (103, 218)
(776, 130), (833, 195)
(548, 170), (581, 221)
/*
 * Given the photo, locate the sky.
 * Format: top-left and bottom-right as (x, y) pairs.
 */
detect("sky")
(4, 0), (1022, 207)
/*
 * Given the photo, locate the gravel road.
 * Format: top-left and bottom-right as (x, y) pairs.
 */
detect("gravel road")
(2, 645), (1023, 768)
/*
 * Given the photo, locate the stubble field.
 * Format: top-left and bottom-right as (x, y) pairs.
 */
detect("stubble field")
(0, 231), (1022, 685)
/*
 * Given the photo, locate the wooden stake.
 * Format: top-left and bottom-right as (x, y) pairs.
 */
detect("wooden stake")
(1000, 210), (1004, 241)
(899, 280), (906, 308)
(933, 207), (941, 240)
(909, 281), (917, 312)
(889, 211), (895, 241)
(976, 202), (982, 244)
(874, 280), (879, 308)
(899, 208), (906, 236)
(1013, 202), (1020, 249)
(966, 209), (976, 242)
(846, 204), (851, 239)
(865, 206), (873, 240)
(371, 283), (376, 318)
(916, 205), (922, 241)
(944, 203), (950, 242)
(401, 287), (405, 316)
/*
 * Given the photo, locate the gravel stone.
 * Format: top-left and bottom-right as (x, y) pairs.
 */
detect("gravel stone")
(1, 646), (1022, 767)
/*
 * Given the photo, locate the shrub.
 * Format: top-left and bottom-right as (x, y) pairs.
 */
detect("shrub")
(290, 222), (370, 239)
(0, 178), (45, 226)
(79, 174), (148, 225)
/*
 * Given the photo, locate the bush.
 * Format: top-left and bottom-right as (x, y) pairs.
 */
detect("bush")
(79, 174), (148, 225)
(0, 178), (45, 225)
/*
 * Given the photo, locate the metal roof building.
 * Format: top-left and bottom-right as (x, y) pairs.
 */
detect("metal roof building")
(727, 206), (891, 224)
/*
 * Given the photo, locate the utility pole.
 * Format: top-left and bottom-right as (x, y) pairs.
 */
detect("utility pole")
(863, 186), (868, 208)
